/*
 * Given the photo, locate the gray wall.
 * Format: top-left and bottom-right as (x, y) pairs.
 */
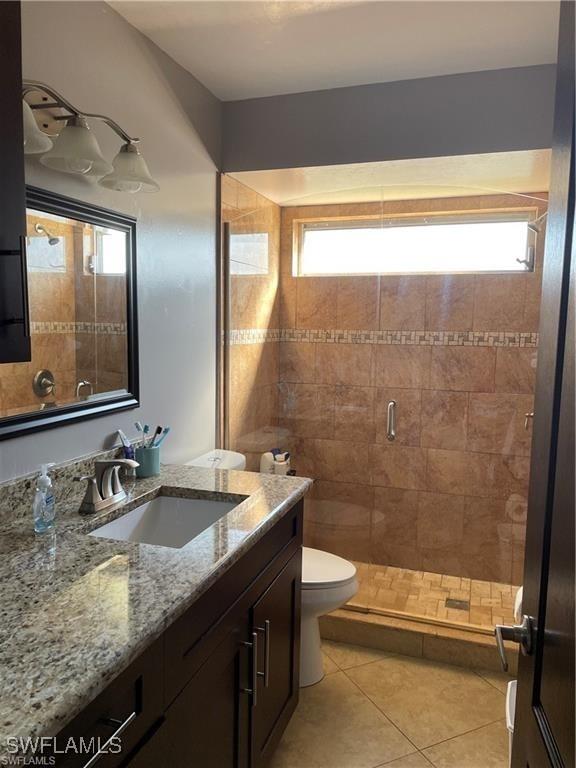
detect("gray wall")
(222, 65), (556, 171)
(0, 2), (221, 482)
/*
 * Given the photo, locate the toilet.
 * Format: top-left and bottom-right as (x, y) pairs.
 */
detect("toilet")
(186, 449), (246, 470)
(300, 547), (358, 687)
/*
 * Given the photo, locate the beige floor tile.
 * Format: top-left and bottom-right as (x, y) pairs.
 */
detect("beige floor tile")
(269, 671), (414, 768)
(381, 753), (433, 767)
(323, 651), (339, 675)
(323, 640), (389, 670)
(347, 655), (505, 749)
(423, 720), (509, 768)
(475, 669), (515, 694)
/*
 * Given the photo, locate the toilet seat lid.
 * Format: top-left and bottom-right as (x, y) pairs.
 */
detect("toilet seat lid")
(302, 547), (357, 589)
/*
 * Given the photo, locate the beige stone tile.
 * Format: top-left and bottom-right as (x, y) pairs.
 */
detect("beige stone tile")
(334, 385), (376, 442)
(473, 273), (526, 332)
(423, 720), (509, 768)
(279, 276), (297, 327)
(417, 493), (464, 550)
(316, 343), (372, 387)
(323, 640), (390, 670)
(320, 614), (424, 658)
(372, 346), (431, 389)
(337, 276), (380, 330)
(426, 449), (530, 500)
(347, 655), (505, 749)
(371, 445), (428, 490)
(467, 393), (534, 456)
(494, 348), (537, 394)
(383, 752), (433, 767)
(375, 388), (422, 446)
(380, 276), (427, 330)
(315, 438), (372, 485)
(425, 275), (475, 331)
(278, 382), (335, 439)
(279, 342), (315, 383)
(429, 347), (496, 392)
(475, 670), (514, 694)
(420, 390), (468, 450)
(296, 277), (338, 329)
(422, 635), (516, 674)
(323, 651), (339, 675)
(268, 671), (414, 768)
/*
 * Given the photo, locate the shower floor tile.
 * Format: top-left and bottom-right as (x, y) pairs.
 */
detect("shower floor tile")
(347, 563), (519, 632)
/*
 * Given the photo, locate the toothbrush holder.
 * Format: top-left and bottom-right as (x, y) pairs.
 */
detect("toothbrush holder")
(135, 446), (161, 478)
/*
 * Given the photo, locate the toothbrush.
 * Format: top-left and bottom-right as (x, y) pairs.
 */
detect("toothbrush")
(155, 427), (171, 447)
(149, 426), (162, 448)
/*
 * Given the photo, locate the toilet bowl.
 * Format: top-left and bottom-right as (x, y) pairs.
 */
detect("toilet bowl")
(186, 449), (246, 471)
(300, 547), (358, 687)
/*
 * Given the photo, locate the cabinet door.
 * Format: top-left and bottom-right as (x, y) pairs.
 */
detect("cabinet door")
(251, 550), (301, 768)
(162, 614), (251, 768)
(0, 1), (30, 363)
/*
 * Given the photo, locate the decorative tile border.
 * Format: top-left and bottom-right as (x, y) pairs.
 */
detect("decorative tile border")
(31, 321), (127, 336)
(229, 328), (539, 348)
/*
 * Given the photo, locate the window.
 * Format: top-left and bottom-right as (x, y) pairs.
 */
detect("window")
(295, 211), (535, 276)
(92, 228), (127, 275)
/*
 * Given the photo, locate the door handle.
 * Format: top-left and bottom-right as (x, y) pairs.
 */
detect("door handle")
(80, 711), (137, 768)
(386, 400), (396, 441)
(240, 631), (258, 706)
(495, 614), (534, 672)
(524, 412), (534, 430)
(256, 620), (271, 687)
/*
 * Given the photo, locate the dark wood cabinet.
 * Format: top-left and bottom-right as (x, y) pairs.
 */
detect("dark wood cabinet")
(162, 614), (251, 768)
(251, 551), (301, 768)
(0, 1), (31, 363)
(55, 501), (303, 768)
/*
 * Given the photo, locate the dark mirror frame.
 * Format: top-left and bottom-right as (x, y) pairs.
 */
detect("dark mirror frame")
(0, 186), (139, 440)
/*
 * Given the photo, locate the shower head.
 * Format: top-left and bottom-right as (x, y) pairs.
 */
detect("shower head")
(527, 211), (548, 234)
(34, 222), (60, 246)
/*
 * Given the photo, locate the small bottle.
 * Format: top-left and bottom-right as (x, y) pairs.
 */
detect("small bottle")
(260, 452), (275, 474)
(33, 463), (56, 534)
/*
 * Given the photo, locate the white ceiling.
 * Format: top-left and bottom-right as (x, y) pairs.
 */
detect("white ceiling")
(111, 1), (559, 101)
(229, 150), (551, 206)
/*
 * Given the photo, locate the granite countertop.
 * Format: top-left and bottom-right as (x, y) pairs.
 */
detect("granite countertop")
(0, 464), (312, 749)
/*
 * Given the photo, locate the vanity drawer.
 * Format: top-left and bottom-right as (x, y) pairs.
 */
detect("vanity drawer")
(164, 501), (303, 704)
(52, 638), (163, 768)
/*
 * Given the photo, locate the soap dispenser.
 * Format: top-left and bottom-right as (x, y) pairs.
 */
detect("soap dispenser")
(33, 463), (56, 533)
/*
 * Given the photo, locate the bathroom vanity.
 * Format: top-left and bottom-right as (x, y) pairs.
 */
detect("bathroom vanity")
(0, 463), (312, 768)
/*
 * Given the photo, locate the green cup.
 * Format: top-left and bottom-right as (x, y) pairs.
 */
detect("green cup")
(135, 446), (161, 478)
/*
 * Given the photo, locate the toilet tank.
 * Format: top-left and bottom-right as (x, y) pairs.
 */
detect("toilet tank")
(186, 449), (246, 471)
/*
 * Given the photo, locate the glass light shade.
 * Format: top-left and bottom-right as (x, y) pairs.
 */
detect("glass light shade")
(40, 116), (113, 176)
(22, 100), (53, 154)
(98, 143), (160, 193)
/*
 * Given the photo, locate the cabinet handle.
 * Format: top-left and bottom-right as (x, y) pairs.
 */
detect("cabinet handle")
(256, 620), (271, 687)
(80, 711), (137, 768)
(19, 236), (30, 338)
(386, 400), (396, 441)
(240, 631), (258, 707)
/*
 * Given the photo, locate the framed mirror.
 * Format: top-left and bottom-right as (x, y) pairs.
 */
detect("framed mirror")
(0, 186), (139, 439)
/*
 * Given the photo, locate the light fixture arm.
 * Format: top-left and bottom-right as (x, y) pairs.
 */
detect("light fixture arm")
(22, 79), (140, 145)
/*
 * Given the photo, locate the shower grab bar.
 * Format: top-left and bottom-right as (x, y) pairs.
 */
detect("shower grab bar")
(386, 400), (396, 442)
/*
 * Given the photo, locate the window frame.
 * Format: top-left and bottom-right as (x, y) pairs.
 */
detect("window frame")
(292, 206), (539, 277)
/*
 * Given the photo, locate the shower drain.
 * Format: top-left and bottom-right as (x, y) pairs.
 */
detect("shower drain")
(445, 598), (470, 611)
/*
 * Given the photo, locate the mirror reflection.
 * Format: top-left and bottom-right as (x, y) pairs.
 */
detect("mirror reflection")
(0, 208), (129, 418)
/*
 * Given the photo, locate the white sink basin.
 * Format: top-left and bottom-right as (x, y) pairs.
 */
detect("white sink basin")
(89, 495), (240, 549)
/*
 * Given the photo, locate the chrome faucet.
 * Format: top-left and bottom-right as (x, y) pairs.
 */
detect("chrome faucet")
(75, 459), (139, 515)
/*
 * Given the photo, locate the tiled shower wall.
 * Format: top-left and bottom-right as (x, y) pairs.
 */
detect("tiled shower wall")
(225, 183), (546, 585)
(278, 194), (545, 585)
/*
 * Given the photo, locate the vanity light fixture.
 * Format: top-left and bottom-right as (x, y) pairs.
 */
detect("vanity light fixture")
(22, 100), (53, 154)
(22, 79), (159, 193)
(99, 143), (160, 193)
(40, 116), (113, 177)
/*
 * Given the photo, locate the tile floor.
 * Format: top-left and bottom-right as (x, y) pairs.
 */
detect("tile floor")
(348, 563), (519, 631)
(270, 640), (513, 768)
